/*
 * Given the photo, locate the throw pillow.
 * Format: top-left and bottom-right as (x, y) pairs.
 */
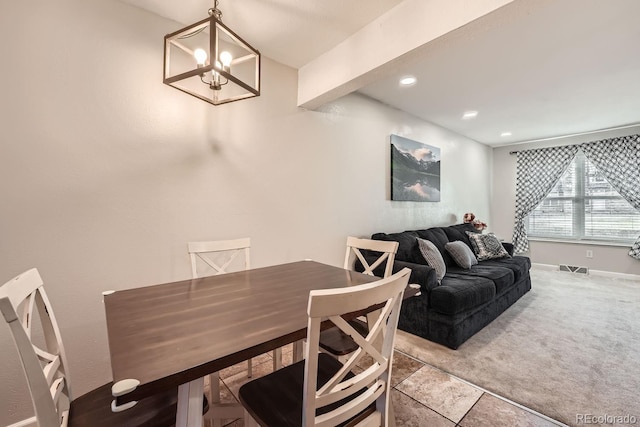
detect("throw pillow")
(466, 232), (511, 261)
(445, 241), (478, 269)
(417, 238), (446, 282)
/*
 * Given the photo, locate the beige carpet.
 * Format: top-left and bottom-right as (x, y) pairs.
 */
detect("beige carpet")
(395, 268), (640, 427)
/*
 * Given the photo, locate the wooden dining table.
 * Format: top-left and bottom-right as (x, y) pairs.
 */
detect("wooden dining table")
(103, 260), (406, 427)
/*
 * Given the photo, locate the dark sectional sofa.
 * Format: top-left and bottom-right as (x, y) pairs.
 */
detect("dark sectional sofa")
(356, 223), (531, 349)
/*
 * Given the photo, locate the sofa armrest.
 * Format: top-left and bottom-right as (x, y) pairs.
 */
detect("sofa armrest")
(355, 257), (439, 293)
(502, 242), (514, 256)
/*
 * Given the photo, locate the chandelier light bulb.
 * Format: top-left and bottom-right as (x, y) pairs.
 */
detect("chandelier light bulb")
(194, 48), (208, 66)
(219, 51), (233, 68)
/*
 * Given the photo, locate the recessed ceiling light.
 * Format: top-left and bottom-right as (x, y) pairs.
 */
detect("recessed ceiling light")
(462, 111), (478, 120)
(399, 76), (417, 86)
(501, 131), (512, 137)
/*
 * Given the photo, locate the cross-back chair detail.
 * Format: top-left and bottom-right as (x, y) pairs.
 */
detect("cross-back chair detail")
(188, 238), (251, 278)
(0, 268), (71, 427)
(304, 269), (408, 426)
(344, 237), (399, 278)
(317, 237), (400, 361)
(239, 268), (411, 427)
(2, 269), (188, 427)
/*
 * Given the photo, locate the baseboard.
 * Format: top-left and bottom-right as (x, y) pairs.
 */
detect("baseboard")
(589, 269), (640, 281)
(531, 263), (557, 271)
(531, 263), (640, 281)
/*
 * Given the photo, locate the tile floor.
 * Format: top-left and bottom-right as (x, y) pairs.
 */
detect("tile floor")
(208, 344), (566, 427)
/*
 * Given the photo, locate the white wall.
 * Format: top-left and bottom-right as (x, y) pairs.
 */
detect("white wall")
(491, 125), (640, 275)
(0, 0), (491, 423)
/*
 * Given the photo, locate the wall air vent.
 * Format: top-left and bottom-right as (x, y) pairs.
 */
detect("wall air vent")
(559, 264), (589, 274)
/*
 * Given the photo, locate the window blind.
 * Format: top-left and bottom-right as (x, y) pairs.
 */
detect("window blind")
(527, 152), (640, 242)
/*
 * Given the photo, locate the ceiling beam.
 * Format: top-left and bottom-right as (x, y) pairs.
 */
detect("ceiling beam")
(297, 0), (516, 110)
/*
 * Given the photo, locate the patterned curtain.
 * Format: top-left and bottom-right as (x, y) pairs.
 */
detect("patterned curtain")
(512, 145), (579, 253)
(580, 134), (640, 260)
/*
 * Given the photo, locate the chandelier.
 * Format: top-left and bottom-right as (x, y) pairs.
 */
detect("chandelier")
(163, 0), (261, 106)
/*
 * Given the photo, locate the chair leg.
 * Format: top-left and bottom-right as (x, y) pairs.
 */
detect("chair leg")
(205, 372), (227, 427)
(209, 372), (220, 404)
(247, 358), (253, 378)
(244, 409), (260, 427)
(272, 348), (282, 370)
(293, 339), (305, 363)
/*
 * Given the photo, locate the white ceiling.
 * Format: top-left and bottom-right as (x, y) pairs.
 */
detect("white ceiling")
(358, 0), (640, 146)
(122, 0), (404, 69)
(121, 0), (640, 147)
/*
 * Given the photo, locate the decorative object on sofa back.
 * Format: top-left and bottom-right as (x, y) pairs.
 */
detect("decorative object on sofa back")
(445, 241), (478, 269)
(466, 232), (510, 261)
(472, 220), (487, 231)
(417, 238), (446, 282)
(463, 212), (487, 232)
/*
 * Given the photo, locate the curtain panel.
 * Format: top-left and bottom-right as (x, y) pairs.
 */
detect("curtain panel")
(580, 134), (640, 260)
(512, 145), (579, 253)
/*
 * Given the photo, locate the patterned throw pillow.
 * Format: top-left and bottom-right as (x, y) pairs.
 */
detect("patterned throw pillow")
(466, 232), (510, 261)
(445, 241), (478, 269)
(417, 238), (446, 282)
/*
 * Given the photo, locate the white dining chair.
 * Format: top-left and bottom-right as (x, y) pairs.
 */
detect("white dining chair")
(188, 239), (281, 386)
(0, 268), (187, 427)
(344, 236), (399, 279)
(238, 268), (411, 427)
(318, 237), (399, 362)
(188, 238), (251, 279)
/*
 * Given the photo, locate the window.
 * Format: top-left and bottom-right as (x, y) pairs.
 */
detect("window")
(527, 151), (640, 242)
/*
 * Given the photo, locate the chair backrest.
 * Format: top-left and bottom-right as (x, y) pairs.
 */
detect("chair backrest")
(188, 238), (251, 279)
(302, 268), (410, 426)
(344, 236), (399, 278)
(0, 269), (71, 427)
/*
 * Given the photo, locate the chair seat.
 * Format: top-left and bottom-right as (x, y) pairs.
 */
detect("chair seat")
(69, 383), (208, 427)
(319, 318), (369, 356)
(238, 353), (374, 427)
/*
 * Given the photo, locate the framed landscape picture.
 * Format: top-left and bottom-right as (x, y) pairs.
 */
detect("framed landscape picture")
(390, 134), (441, 202)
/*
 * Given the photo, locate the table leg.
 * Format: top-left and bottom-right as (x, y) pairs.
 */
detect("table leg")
(177, 378), (204, 427)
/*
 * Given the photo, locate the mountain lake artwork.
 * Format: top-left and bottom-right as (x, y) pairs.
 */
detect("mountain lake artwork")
(390, 135), (441, 202)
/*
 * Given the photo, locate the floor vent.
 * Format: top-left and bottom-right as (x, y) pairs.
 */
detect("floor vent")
(559, 264), (589, 274)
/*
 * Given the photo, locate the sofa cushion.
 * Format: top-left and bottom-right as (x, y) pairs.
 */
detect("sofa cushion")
(478, 256), (531, 282)
(417, 238), (446, 282)
(467, 232), (510, 261)
(371, 231), (422, 264)
(445, 241), (478, 269)
(415, 228), (455, 267)
(447, 266), (515, 295)
(444, 223), (479, 249)
(430, 276), (496, 315)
